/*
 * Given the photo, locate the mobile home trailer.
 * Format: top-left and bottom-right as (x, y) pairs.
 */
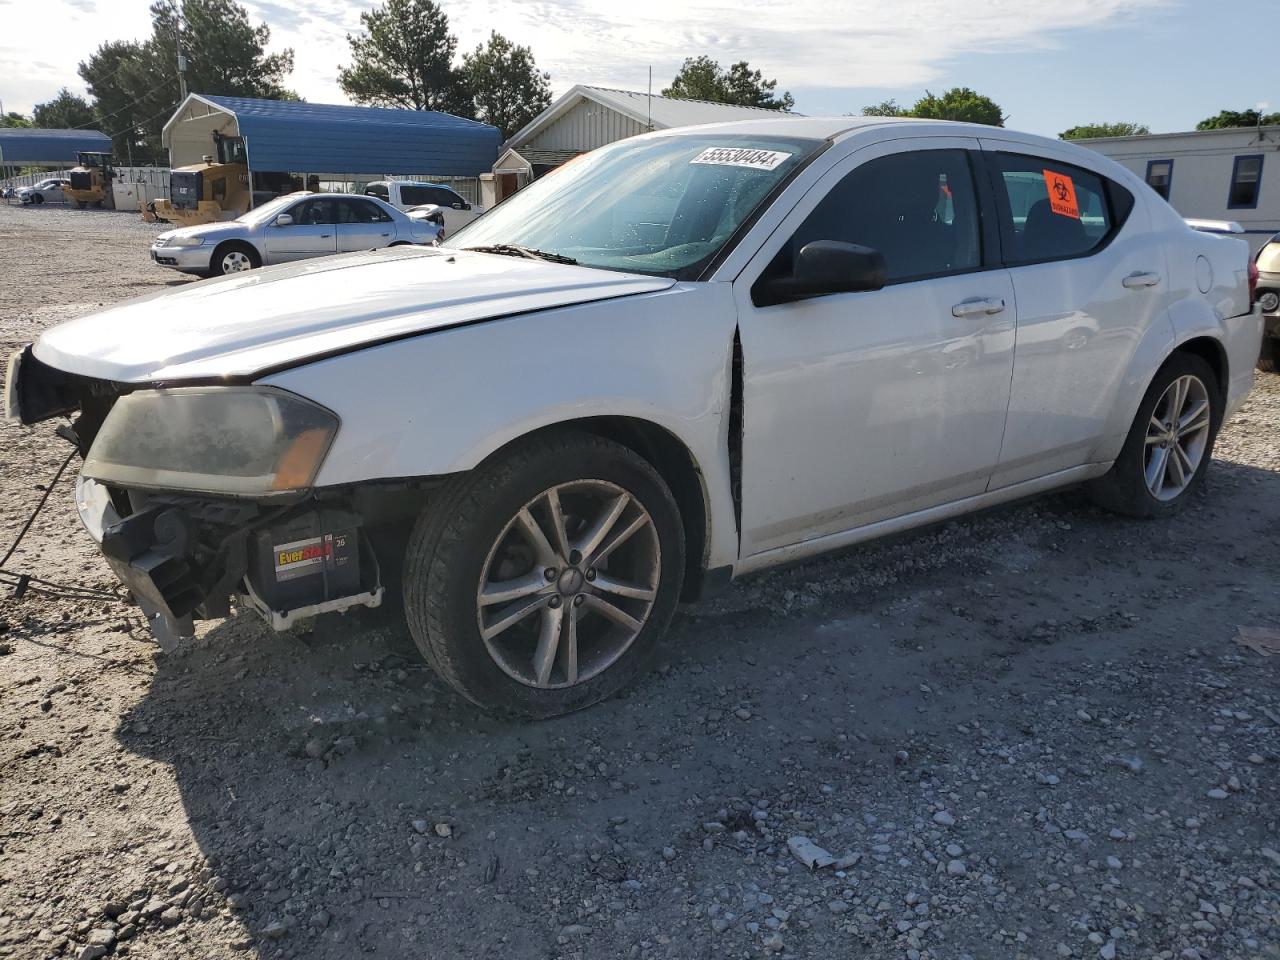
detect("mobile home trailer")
(1079, 126), (1280, 254)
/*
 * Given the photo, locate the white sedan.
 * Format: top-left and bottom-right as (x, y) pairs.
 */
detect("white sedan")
(18, 178), (69, 204)
(8, 117), (1263, 717)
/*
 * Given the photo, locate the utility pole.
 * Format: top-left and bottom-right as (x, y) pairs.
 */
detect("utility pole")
(173, 0), (188, 100)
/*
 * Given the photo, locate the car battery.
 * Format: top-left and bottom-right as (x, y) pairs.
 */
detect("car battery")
(251, 509), (362, 613)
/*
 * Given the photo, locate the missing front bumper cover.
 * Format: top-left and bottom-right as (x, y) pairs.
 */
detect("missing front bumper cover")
(91, 486), (384, 648)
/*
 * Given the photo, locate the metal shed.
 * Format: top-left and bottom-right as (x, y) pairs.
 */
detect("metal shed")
(162, 94), (501, 177)
(0, 128), (112, 167)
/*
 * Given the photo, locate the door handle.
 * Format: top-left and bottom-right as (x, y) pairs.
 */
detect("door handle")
(951, 297), (1006, 318)
(1122, 272), (1161, 289)
(320, 233), (332, 238)
(380, 232), (391, 237)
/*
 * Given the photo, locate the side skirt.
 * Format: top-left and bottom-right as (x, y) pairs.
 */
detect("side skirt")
(733, 462), (1112, 577)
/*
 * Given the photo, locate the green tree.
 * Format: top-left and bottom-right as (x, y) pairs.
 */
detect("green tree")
(909, 87), (1004, 126)
(1060, 121), (1150, 140)
(860, 99), (905, 117)
(78, 1), (295, 162)
(663, 56), (793, 111)
(1, 112), (32, 128)
(1196, 108), (1280, 130)
(461, 32), (550, 140)
(178, 0), (295, 99)
(338, 0), (471, 114)
(32, 89), (97, 129)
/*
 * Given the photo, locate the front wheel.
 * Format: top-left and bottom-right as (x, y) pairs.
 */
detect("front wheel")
(1086, 352), (1221, 517)
(403, 432), (685, 718)
(76, 200), (87, 210)
(211, 242), (260, 275)
(32, 194), (43, 205)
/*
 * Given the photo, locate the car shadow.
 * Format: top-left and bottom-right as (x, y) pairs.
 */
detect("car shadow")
(112, 455), (1280, 957)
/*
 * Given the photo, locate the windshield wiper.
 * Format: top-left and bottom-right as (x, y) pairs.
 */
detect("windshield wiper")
(462, 243), (578, 265)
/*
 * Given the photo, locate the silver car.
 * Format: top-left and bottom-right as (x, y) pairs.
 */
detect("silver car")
(149, 192), (442, 276)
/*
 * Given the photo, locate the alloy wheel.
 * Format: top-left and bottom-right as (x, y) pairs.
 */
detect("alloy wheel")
(1144, 374), (1212, 501)
(475, 480), (660, 689)
(221, 251), (252, 273)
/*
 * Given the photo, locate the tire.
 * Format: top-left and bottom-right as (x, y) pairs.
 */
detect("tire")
(32, 194), (43, 205)
(1086, 352), (1221, 518)
(1258, 338), (1279, 373)
(210, 242), (260, 275)
(76, 200), (87, 210)
(403, 431), (685, 718)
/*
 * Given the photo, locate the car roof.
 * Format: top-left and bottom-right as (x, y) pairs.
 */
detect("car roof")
(651, 115), (1077, 154)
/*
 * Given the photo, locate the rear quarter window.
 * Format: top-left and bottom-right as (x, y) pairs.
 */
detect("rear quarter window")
(991, 153), (1135, 265)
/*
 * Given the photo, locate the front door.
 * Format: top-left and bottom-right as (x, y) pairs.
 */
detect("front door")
(735, 139), (1017, 560)
(979, 142), (1170, 487)
(335, 198), (395, 252)
(263, 198), (337, 263)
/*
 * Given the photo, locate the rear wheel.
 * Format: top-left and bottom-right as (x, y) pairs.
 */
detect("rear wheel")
(403, 432), (685, 718)
(76, 200), (87, 210)
(211, 242), (260, 275)
(1086, 352), (1220, 517)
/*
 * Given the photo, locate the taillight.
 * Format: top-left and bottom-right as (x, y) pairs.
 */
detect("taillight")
(1248, 258), (1259, 304)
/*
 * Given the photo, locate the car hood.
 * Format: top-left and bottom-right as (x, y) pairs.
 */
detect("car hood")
(34, 246), (676, 383)
(156, 222), (243, 243)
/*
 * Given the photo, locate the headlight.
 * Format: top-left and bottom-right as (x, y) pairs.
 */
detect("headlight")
(169, 236), (206, 247)
(83, 387), (338, 496)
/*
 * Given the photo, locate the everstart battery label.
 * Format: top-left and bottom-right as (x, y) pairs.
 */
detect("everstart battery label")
(274, 535), (335, 582)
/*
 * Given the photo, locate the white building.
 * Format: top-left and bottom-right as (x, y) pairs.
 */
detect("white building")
(488, 84), (791, 204)
(1080, 126), (1280, 253)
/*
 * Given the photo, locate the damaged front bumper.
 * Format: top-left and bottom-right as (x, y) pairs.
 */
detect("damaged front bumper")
(76, 477), (383, 650)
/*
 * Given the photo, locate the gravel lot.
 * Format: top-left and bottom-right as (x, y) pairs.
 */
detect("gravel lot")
(0, 202), (1277, 960)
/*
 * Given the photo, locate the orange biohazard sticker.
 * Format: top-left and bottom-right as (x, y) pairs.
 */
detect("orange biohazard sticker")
(1043, 169), (1080, 219)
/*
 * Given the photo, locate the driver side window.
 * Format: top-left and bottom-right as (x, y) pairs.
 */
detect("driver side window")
(783, 149), (983, 284)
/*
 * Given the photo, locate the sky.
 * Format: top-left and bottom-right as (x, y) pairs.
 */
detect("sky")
(0, 0), (1273, 138)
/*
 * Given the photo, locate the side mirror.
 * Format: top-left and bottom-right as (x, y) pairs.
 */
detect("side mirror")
(274, 213), (293, 227)
(755, 240), (887, 307)
(452, 201), (466, 210)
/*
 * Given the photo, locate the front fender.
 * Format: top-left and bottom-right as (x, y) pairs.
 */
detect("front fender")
(260, 283), (741, 568)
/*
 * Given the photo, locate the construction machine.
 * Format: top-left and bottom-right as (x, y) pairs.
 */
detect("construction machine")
(151, 133), (251, 227)
(64, 152), (116, 209)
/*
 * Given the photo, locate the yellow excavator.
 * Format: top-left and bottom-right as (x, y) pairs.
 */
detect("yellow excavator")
(63, 152), (116, 209)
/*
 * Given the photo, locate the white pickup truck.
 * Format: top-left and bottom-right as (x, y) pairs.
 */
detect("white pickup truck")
(361, 180), (484, 234)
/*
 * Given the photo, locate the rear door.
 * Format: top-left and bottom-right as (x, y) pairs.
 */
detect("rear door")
(262, 198), (337, 263)
(980, 142), (1171, 488)
(336, 198), (395, 252)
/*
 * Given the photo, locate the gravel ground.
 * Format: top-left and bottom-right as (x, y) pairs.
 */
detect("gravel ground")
(0, 202), (1276, 960)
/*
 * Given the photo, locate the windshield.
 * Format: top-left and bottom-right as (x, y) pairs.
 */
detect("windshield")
(239, 194), (303, 224)
(446, 134), (822, 278)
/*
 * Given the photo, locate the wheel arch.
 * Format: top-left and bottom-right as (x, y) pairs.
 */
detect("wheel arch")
(1168, 334), (1228, 400)
(472, 416), (714, 602)
(208, 238), (260, 272)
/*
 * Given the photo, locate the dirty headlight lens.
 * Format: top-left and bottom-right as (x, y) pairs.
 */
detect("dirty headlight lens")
(168, 236), (205, 247)
(83, 387), (338, 496)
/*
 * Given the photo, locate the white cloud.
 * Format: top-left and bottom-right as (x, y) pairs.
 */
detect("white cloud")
(1, 0), (1172, 115)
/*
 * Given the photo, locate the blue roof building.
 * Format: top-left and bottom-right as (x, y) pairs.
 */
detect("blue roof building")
(0, 128), (112, 167)
(162, 94), (500, 177)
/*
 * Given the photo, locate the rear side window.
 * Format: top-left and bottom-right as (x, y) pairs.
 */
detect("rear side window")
(784, 149), (983, 284)
(364, 183), (390, 201)
(991, 153), (1134, 265)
